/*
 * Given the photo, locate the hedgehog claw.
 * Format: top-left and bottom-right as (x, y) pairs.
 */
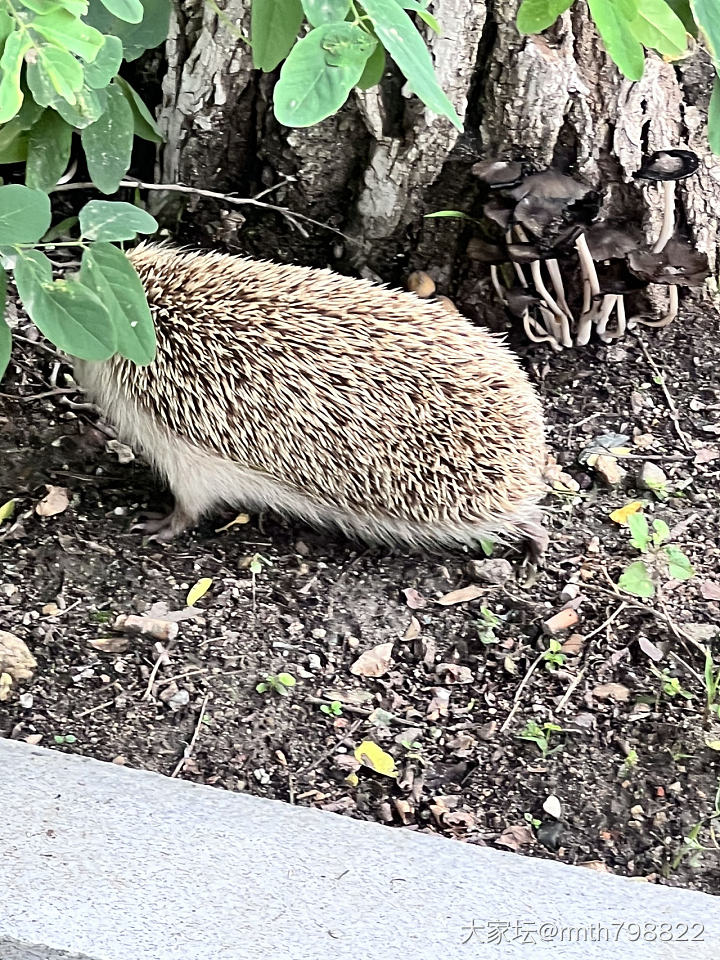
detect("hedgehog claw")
(131, 508), (190, 541)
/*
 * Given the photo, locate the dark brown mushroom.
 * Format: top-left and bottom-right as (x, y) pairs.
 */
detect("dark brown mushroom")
(471, 159), (530, 189)
(634, 149), (700, 253)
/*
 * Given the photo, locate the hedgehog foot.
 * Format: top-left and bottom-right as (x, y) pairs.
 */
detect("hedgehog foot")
(131, 507), (192, 541)
(517, 516), (549, 565)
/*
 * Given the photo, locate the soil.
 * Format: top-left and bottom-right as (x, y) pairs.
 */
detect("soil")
(1, 292), (719, 896)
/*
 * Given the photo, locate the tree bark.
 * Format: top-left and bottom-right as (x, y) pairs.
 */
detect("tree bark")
(153, 0), (720, 328)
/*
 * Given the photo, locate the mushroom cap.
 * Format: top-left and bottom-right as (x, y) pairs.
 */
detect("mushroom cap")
(634, 149), (700, 182)
(509, 170), (594, 203)
(628, 239), (710, 286)
(584, 223), (643, 261)
(472, 159), (529, 189)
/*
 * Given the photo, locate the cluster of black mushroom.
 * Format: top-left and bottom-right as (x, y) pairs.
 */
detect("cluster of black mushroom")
(466, 151), (709, 350)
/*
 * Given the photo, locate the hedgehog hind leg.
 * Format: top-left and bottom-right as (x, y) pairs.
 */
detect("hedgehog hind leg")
(131, 505), (196, 541)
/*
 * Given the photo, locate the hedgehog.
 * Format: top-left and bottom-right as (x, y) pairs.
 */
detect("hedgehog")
(73, 244), (549, 558)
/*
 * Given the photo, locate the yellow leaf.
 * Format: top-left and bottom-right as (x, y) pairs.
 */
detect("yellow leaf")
(354, 740), (397, 777)
(0, 672), (13, 702)
(215, 512), (251, 532)
(345, 772), (359, 786)
(704, 739), (720, 752)
(609, 446), (631, 458)
(186, 577), (213, 606)
(0, 499), (15, 524)
(609, 502), (644, 525)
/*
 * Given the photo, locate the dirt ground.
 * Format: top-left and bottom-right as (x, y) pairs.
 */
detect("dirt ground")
(1, 289), (719, 896)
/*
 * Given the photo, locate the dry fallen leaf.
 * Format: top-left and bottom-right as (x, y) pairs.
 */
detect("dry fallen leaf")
(638, 636), (664, 662)
(215, 512), (251, 532)
(427, 686), (451, 719)
(0, 499), (16, 524)
(700, 581), (720, 601)
(694, 446), (719, 464)
(437, 584), (485, 606)
(35, 485), (69, 517)
(609, 501), (644, 525)
(402, 617), (421, 640)
(113, 614), (179, 643)
(561, 633), (585, 656)
(592, 682), (630, 702)
(496, 824), (535, 850)
(435, 662), (473, 684)
(350, 641), (394, 678)
(186, 577), (213, 606)
(402, 587), (427, 610)
(354, 740), (397, 777)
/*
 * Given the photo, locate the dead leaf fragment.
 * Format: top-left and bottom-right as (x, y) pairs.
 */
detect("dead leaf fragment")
(0, 499), (16, 524)
(350, 641), (394, 677)
(353, 740), (397, 777)
(427, 686), (450, 719)
(561, 633), (585, 655)
(437, 584), (485, 606)
(402, 587), (427, 610)
(496, 824), (535, 850)
(402, 616), (421, 640)
(592, 682), (630, 702)
(186, 577), (213, 606)
(35, 485), (69, 517)
(435, 662), (473, 684)
(700, 581), (720, 601)
(215, 512), (251, 532)
(609, 501), (643, 525)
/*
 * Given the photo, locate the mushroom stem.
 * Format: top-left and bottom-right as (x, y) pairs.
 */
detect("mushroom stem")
(574, 233), (601, 346)
(522, 308), (562, 351)
(490, 264), (506, 303)
(610, 295), (627, 339)
(512, 226), (571, 345)
(631, 285), (679, 328)
(506, 230), (528, 287)
(652, 180), (675, 254)
(595, 295), (619, 339)
(546, 258), (573, 318)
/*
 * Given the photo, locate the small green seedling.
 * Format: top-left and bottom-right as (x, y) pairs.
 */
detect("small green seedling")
(523, 811), (542, 829)
(543, 638), (567, 672)
(617, 513), (694, 599)
(650, 665), (693, 703)
(476, 606), (502, 645)
(320, 700), (343, 717)
(516, 720), (564, 759)
(620, 748), (639, 776)
(703, 649), (720, 721)
(480, 538), (495, 557)
(53, 734), (77, 746)
(400, 738), (426, 764)
(256, 672), (296, 696)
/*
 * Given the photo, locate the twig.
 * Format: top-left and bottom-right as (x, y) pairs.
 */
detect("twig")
(583, 602), (627, 641)
(53, 179), (360, 246)
(500, 650), (545, 732)
(142, 638), (177, 700)
(76, 698), (116, 719)
(637, 337), (694, 452)
(556, 667), (587, 714)
(170, 692), (210, 778)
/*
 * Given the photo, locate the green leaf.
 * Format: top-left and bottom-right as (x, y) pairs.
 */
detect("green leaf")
(651, 517), (670, 546)
(81, 82), (134, 193)
(98, 0), (144, 23)
(587, 0), (646, 80)
(251, 0), (305, 71)
(301, 0), (350, 26)
(357, 40), (386, 89)
(26, 45), (85, 108)
(665, 0), (698, 36)
(277, 672), (296, 687)
(618, 560), (656, 597)
(629, 0), (688, 58)
(628, 510), (650, 551)
(14, 249), (117, 360)
(691, 0), (720, 64)
(31, 10), (105, 62)
(79, 199), (158, 240)
(360, 0), (462, 128)
(19, 0), (68, 12)
(0, 30), (32, 124)
(274, 23), (377, 126)
(0, 185), (52, 243)
(0, 265), (9, 380)
(424, 209), (472, 218)
(26, 110), (73, 191)
(0, 118), (29, 163)
(84, 35), (124, 89)
(83, 0), (171, 60)
(114, 76), (163, 142)
(665, 545), (695, 580)
(54, 84), (107, 127)
(709, 73), (720, 154)
(0, 8), (14, 45)
(517, 0), (573, 33)
(80, 242), (156, 364)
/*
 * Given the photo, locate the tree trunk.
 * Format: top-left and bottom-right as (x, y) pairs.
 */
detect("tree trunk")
(153, 0), (720, 330)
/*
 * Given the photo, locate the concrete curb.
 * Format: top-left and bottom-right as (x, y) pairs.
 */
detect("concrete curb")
(1, 738), (718, 959)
